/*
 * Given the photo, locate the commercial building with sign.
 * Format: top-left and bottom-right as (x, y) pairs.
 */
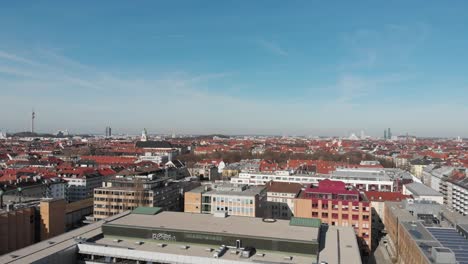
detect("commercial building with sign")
(0, 208), (362, 264)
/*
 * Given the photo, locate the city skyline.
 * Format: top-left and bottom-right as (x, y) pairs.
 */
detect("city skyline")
(1, 1), (468, 137)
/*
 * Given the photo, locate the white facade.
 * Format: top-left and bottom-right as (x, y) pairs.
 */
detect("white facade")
(444, 181), (468, 216)
(266, 191), (296, 219)
(402, 184), (444, 204)
(217, 161), (226, 173)
(62, 176), (103, 202)
(231, 171), (394, 192)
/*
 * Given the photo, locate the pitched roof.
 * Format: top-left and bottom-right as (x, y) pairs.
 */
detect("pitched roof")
(135, 141), (173, 149)
(364, 191), (411, 202)
(266, 181), (302, 194)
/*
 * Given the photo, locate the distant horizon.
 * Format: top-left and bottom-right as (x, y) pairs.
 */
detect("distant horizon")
(2, 128), (466, 140)
(1, 2), (468, 137)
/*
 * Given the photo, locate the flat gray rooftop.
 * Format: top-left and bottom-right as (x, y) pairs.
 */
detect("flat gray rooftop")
(405, 182), (442, 197)
(205, 185), (265, 197)
(318, 226), (362, 264)
(106, 211), (319, 242)
(82, 237), (316, 264)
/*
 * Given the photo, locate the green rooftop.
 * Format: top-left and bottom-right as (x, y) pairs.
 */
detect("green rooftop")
(131, 207), (163, 215)
(289, 217), (321, 228)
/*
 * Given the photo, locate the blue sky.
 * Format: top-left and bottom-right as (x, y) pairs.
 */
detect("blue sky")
(1, 1), (467, 137)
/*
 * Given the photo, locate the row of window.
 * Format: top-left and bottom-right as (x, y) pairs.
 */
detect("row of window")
(212, 197), (254, 204)
(95, 198), (153, 203)
(312, 212), (370, 220)
(94, 191), (152, 196)
(312, 204), (370, 211)
(215, 206), (254, 215)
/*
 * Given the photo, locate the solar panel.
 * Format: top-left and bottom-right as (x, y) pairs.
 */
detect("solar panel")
(427, 227), (468, 264)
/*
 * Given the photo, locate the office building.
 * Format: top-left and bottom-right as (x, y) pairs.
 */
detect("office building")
(105, 126), (112, 138)
(384, 201), (468, 264)
(94, 173), (199, 220)
(184, 183), (266, 217)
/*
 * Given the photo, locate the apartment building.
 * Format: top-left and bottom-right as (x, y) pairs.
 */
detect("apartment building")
(58, 169), (104, 202)
(2, 178), (67, 203)
(94, 173), (199, 220)
(187, 162), (220, 181)
(294, 179), (372, 252)
(265, 181), (302, 219)
(362, 191), (411, 247)
(442, 176), (468, 216)
(184, 183), (266, 217)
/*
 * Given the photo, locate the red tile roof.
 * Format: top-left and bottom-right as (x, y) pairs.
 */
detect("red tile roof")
(363, 191), (411, 202)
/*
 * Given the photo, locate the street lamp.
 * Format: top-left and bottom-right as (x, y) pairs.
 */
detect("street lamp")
(17, 187), (23, 203)
(0, 189), (4, 208)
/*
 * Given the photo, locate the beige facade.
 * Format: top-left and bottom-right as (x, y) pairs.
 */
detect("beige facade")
(40, 198), (66, 240)
(384, 202), (431, 264)
(184, 184), (266, 217)
(94, 175), (199, 220)
(184, 191), (202, 213)
(0, 207), (36, 255)
(94, 188), (171, 220)
(294, 198), (372, 251)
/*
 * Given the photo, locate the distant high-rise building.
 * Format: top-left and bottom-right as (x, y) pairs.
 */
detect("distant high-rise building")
(105, 126), (112, 138)
(388, 128), (392, 140)
(384, 130), (387, 140)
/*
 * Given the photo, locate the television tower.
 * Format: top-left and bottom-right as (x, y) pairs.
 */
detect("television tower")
(31, 109), (35, 133)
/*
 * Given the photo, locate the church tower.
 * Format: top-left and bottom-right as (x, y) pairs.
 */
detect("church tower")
(141, 128), (148, 141)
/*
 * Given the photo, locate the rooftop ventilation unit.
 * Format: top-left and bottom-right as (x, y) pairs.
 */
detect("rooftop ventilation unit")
(214, 211), (228, 218)
(214, 245), (228, 258)
(241, 247), (256, 258)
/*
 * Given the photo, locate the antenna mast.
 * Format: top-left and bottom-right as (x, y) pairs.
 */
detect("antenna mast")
(31, 109), (35, 133)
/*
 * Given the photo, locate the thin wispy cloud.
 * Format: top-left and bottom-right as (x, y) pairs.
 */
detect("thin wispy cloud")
(256, 38), (288, 56)
(0, 50), (37, 66)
